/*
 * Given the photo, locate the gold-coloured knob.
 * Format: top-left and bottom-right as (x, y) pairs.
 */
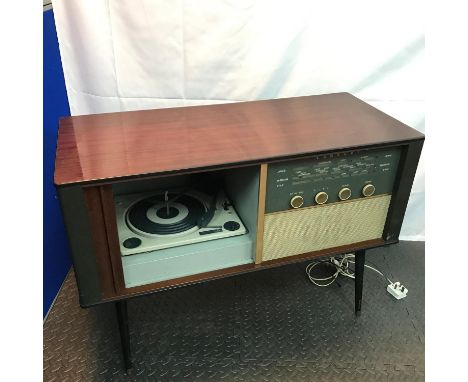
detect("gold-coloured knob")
(338, 187), (352, 201)
(362, 184), (375, 197)
(290, 195), (304, 209)
(315, 191), (328, 205)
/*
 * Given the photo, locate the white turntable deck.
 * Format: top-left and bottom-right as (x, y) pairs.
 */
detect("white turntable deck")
(115, 189), (247, 256)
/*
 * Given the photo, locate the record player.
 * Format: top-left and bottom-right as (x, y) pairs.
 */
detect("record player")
(115, 188), (247, 256)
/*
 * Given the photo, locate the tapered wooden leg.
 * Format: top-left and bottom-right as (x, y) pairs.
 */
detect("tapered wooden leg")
(116, 300), (133, 373)
(354, 250), (365, 316)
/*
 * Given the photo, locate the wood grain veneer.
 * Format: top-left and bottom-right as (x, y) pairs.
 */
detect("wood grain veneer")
(54, 93), (423, 186)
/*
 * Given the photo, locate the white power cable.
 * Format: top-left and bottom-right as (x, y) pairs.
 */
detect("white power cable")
(305, 253), (393, 287)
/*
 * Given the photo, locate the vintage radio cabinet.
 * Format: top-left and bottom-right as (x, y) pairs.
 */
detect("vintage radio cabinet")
(54, 93), (424, 371)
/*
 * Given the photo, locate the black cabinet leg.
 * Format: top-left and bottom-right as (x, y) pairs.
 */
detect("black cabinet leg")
(116, 300), (133, 373)
(354, 250), (365, 316)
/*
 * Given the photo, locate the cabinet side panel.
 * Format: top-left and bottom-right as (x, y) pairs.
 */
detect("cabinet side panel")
(83, 188), (117, 298)
(99, 186), (126, 293)
(57, 186), (103, 306)
(383, 139), (424, 241)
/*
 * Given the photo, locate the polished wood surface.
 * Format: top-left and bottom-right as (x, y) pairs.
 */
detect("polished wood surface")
(54, 93), (423, 186)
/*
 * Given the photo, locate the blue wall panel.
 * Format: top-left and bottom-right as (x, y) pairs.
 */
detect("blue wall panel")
(43, 9), (72, 318)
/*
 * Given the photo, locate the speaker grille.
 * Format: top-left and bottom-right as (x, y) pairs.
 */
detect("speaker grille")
(262, 195), (391, 262)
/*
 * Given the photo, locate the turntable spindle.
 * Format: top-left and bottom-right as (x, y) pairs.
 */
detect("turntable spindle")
(165, 190), (170, 215)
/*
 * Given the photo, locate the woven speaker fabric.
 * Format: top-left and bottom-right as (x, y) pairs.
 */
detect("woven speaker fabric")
(262, 195), (391, 261)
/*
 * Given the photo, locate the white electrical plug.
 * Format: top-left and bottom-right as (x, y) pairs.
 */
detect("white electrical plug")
(387, 282), (408, 300)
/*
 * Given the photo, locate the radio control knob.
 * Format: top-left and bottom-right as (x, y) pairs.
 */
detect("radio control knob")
(315, 191), (328, 205)
(362, 184), (376, 197)
(338, 187), (352, 201)
(290, 195), (304, 209)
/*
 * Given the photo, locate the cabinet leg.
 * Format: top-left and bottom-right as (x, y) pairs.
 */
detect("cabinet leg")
(354, 250), (365, 316)
(116, 300), (133, 373)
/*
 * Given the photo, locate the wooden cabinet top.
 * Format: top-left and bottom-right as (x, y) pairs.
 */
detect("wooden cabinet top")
(54, 92), (424, 186)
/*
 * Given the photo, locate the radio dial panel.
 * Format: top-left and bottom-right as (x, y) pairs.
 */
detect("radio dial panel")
(265, 147), (401, 213)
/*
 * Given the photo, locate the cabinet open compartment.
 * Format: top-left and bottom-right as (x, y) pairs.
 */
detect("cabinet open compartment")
(111, 166), (260, 288)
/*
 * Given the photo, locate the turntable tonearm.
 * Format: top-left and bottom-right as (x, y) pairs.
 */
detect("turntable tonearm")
(54, 93), (424, 372)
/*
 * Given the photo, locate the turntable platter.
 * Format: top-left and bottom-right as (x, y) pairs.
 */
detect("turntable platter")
(116, 188), (248, 255)
(126, 193), (206, 235)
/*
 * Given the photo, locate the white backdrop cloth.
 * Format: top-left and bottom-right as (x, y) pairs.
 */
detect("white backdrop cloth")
(52, 0), (424, 240)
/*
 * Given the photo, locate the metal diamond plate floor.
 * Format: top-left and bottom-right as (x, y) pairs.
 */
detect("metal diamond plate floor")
(43, 241), (424, 381)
